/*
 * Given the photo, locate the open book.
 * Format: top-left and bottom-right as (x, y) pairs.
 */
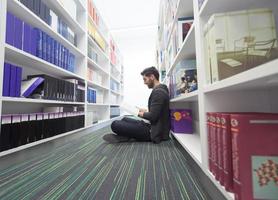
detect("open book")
(120, 102), (150, 124)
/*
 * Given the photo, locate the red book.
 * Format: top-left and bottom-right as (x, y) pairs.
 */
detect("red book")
(216, 113), (224, 184)
(231, 113), (278, 200)
(221, 113), (234, 192)
(207, 112), (213, 173)
(210, 113), (218, 177)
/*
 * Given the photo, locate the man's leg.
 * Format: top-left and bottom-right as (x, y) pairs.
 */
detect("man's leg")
(103, 117), (151, 143)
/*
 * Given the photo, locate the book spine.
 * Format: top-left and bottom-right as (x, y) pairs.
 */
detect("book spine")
(42, 32), (47, 60)
(14, 17), (23, 50)
(54, 40), (59, 66)
(207, 112), (213, 173)
(16, 66), (22, 97)
(23, 22), (31, 53)
(3, 63), (11, 97)
(216, 113), (224, 184)
(6, 12), (15, 46)
(210, 113), (217, 177)
(9, 65), (17, 97)
(222, 114), (234, 192)
(231, 120), (241, 200)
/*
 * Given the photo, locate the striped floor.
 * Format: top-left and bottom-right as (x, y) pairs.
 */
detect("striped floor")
(0, 127), (212, 200)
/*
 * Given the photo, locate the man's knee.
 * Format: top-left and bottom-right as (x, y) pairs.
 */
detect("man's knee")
(111, 120), (120, 132)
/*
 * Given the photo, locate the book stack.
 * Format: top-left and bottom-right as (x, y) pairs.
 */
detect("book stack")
(87, 87), (97, 103)
(6, 12), (76, 73)
(87, 0), (99, 25)
(19, 0), (76, 46)
(88, 44), (98, 63)
(207, 112), (278, 200)
(24, 74), (85, 102)
(88, 20), (106, 51)
(2, 62), (22, 97)
(1, 111), (85, 152)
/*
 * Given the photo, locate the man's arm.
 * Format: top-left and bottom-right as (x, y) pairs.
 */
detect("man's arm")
(139, 90), (165, 123)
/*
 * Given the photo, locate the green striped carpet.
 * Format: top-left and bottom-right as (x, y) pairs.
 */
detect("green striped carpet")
(0, 127), (212, 200)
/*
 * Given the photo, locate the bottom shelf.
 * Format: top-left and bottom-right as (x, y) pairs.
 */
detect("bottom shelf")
(0, 116), (123, 158)
(171, 132), (202, 165)
(173, 132), (235, 200)
(205, 171), (235, 200)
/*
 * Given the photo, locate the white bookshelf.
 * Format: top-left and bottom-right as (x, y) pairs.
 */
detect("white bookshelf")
(157, 0), (278, 199)
(8, 0), (85, 58)
(0, 0), (124, 153)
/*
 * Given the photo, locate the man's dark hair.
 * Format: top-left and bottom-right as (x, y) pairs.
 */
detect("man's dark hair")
(141, 66), (159, 81)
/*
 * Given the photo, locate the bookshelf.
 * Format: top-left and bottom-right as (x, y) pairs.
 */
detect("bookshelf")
(0, 0), (124, 153)
(157, 0), (278, 199)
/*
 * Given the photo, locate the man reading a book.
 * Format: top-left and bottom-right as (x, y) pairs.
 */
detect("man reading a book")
(103, 67), (170, 144)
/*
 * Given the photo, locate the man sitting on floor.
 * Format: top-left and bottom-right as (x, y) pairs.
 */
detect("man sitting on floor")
(103, 66), (170, 144)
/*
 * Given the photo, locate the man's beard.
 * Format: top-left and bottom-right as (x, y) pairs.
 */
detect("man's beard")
(148, 81), (154, 88)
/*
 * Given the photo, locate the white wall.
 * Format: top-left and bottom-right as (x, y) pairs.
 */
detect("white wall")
(94, 0), (160, 108)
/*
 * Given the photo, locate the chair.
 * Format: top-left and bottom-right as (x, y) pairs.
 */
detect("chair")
(247, 38), (277, 59)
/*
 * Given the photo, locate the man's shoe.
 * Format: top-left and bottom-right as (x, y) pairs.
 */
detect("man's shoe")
(102, 134), (131, 143)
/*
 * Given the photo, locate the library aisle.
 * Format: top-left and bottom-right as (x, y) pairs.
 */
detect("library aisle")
(0, 126), (212, 200)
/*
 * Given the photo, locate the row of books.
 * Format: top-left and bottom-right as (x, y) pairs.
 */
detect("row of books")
(19, 0), (76, 46)
(87, 0), (100, 26)
(207, 112), (278, 200)
(88, 20), (106, 52)
(169, 59), (198, 99)
(6, 12), (76, 73)
(87, 87), (97, 103)
(2, 62), (22, 97)
(88, 44), (98, 63)
(87, 68), (103, 86)
(23, 74), (85, 102)
(204, 8), (278, 84)
(110, 80), (120, 93)
(0, 111), (84, 152)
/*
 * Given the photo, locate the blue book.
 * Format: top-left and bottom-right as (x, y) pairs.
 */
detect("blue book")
(58, 43), (62, 67)
(32, 28), (43, 58)
(16, 66), (22, 97)
(51, 38), (55, 64)
(69, 53), (75, 72)
(9, 65), (17, 97)
(54, 40), (59, 65)
(14, 17), (23, 50)
(2, 63), (11, 97)
(6, 12), (15, 46)
(21, 77), (44, 97)
(42, 32), (47, 60)
(65, 49), (69, 71)
(47, 35), (51, 62)
(23, 22), (31, 53)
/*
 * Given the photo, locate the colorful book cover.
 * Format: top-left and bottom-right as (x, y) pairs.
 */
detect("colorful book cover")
(231, 113), (278, 200)
(216, 113), (224, 183)
(170, 109), (193, 133)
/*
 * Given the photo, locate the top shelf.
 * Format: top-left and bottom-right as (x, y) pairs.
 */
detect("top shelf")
(199, 0), (278, 18)
(42, 0), (86, 34)
(8, 0), (85, 58)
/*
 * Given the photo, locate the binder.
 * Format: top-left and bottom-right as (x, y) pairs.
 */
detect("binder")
(11, 115), (21, 148)
(20, 114), (29, 145)
(14, 16), (23, 50)
(6, 12), (15, 46)
(23, 22), (31, 53)
(36, 113), (44, 140)
(0, 115), (12, 151)
(21, 77), (44, 97)
(32, 28), (43, 58)
(16, 66), (22, 97)
(42, 32), (47, 60)
(28, 113), (37, 142)
(3, 63), (11, 97)
(9, 65), (17, 97)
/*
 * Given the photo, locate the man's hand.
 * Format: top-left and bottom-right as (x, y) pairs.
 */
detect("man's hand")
(138, 110), (145, 117)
